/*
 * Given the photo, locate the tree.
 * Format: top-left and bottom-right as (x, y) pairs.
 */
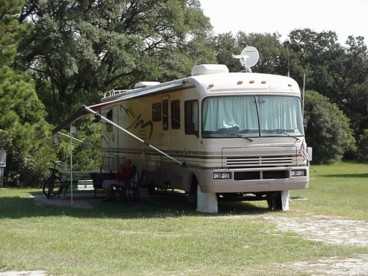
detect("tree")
(288, 29), (345, 97)
(213, 32), (240, 71)
(0, 0), (52, 186)
(288, 29), (368, 137)
(304, 90), (355, 164)
(356, 128), (368, 162)
(214, 32), (287, 74)
(19, 0), (215, 124)
(338, 36), (368, 136)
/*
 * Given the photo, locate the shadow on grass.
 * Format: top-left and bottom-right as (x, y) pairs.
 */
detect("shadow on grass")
(0, 190), (272, 220)
(322, 173), (368, 178)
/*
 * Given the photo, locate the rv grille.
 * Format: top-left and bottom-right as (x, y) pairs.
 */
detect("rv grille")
(234, 170), (288, 180)
(226, 156), (293, 168)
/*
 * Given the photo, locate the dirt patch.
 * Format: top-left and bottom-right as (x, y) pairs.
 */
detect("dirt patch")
(279, 254), (368, 275)
(262, 213), (368, 275)
(263, 214), (368, 246)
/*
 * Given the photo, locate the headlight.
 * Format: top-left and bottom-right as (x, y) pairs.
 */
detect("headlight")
(290, 170), (306, 177)
(213, 172), (232, 179)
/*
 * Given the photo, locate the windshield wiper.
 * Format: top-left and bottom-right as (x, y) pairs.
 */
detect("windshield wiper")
(237, 134), (254, 141)
(277, 132), (300, 140)
(225, 133), (254, 141)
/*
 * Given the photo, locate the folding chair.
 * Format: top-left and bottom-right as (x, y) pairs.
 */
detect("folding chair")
(125, 169), (146, 201)
(112, 165), (137, 201)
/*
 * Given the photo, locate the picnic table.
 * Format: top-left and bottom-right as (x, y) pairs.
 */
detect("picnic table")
(60, 170), (116, 198)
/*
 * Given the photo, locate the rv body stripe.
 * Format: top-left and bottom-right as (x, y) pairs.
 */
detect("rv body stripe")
(101, 147), (306, 167)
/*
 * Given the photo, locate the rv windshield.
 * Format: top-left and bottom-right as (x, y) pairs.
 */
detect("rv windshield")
(202, 95), (304, 138)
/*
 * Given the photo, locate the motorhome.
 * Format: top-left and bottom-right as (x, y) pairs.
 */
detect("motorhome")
(86, 47), (311, 213)
(55, 47), (310, 213)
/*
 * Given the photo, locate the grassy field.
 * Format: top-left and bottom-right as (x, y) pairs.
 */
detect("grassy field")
(0, 161), (367, 275)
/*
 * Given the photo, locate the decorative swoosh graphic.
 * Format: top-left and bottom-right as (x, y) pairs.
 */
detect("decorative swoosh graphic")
(120, 105), (153, 138)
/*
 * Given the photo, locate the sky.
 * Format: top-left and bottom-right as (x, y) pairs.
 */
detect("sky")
(199, 0), (368, 45)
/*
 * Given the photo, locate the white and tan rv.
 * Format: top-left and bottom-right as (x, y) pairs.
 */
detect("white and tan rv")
(84, 48), (310, 213)
(56, 47), (310, 213)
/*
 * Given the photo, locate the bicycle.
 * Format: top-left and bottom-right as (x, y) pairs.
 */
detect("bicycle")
(42, 161), (69, 199)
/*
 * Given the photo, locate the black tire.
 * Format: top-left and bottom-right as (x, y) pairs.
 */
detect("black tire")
(267, 191), (282, 211)
(42, 176), (62, 199)
(42, 177), (51, 198)
(188, 177), (198, 205)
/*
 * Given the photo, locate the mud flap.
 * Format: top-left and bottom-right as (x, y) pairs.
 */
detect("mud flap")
(281, 190), (290, 211)
(196, 185), (218, 213)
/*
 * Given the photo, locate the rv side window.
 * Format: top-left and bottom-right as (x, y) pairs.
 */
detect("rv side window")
(152, 103), (161, 122)
(185, 100), (199, 135)
(162, 99), (168, 130)
(171, 100), (180, 129)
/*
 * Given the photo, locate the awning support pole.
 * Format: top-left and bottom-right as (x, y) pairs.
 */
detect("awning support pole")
(83, 105), (185, 167)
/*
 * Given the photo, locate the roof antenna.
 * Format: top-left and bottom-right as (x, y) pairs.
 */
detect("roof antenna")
(232, 46), (259, 73)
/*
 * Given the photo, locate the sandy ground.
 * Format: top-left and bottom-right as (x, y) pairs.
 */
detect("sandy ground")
(264, 214), (368, 246)
(279, 254), (368, 275)
(2, 197), (367, 275)
(262, 213), (368, 275)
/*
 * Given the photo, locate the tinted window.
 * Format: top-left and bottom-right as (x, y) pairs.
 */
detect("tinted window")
(162, 99), (168, 130)
(152, 103), (161, 122)
(171, 100), (180, 129)
(185, 100), (199, 135)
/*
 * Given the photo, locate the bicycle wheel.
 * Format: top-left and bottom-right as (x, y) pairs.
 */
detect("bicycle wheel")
(42, 176), (62, 199)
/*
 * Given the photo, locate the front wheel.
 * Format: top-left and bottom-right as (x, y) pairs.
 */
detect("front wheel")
(42, 177), (62, 199)
(188, 177), (198, 206)
(266, 191), (282, 211)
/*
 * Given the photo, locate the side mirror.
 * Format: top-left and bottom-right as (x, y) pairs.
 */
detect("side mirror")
(303, 119), (308, 129)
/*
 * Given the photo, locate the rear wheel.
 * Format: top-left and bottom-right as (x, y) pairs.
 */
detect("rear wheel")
(42, 177), (62, 199)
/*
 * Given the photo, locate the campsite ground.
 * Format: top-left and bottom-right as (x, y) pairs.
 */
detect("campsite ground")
(0, 161), (367, 275)
(30, 196), (368, 275)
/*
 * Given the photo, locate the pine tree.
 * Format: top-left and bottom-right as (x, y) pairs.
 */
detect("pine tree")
(0, 0), (52, 186)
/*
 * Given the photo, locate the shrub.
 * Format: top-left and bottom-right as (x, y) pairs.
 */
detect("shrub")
(304, 90), (356, 164)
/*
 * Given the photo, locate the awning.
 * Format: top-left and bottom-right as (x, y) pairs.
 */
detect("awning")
(51, 80), (189, 167)
(52, 80), (186, 134)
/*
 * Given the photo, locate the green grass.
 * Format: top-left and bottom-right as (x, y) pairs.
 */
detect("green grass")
(290, 161), (368, 220)
(1, 161), (367, 275)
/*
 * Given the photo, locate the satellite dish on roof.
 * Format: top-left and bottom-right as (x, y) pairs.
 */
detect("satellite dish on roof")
(232, 46), (259, 72)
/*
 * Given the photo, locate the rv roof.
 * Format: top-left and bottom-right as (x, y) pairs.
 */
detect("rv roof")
(190, 72), (300, 94)
(102, 66), (300, 103)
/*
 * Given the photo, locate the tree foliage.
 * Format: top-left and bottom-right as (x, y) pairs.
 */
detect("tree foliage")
(19, 0), (215, 124)
(288, 29), (368, 137)
(356, 128), (368, 162)
(304, 90), (356, 164)
(214, 32), (286, 74)
(0, 0), (52, 186)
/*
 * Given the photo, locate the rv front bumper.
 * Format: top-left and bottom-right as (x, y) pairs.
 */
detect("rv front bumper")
(199, 166), (309, 193)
